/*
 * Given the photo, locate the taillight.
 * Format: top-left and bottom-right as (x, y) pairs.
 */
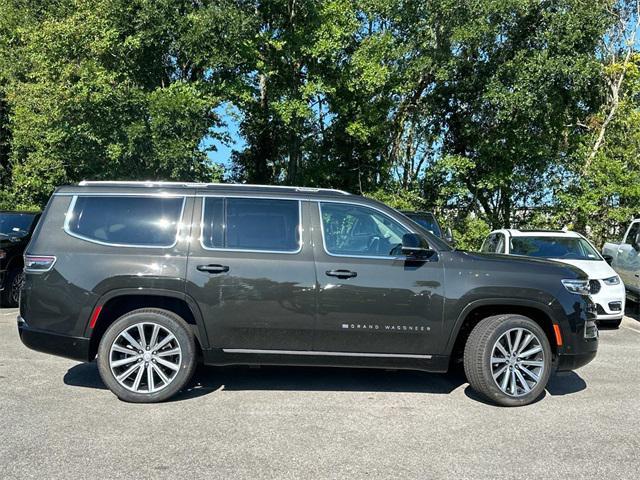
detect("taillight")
(24, 255), (56, 272)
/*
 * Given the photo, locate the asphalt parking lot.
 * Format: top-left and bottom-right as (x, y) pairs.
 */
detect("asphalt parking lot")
(1, 307), (639, 479)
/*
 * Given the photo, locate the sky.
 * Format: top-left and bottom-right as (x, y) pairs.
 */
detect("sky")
(203, 104), (245, 176)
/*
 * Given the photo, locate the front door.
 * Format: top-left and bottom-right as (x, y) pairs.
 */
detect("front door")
(615, 221), (640, 292)
(186, 195), (317, 351)
(311, 201), (445, 355)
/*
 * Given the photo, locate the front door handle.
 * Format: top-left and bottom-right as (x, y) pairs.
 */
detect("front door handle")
(197, 264), (230, 274)
(326, 269), (357, 279)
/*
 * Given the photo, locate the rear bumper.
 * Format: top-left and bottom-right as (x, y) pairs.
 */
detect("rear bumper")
(17, 316), (91, 362)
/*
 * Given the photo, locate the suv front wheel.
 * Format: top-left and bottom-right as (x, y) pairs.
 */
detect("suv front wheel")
(97, 308), (197, 403)
(464, 314), (552, 407)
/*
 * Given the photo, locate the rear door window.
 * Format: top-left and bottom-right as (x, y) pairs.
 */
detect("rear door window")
(65, 196), (184, 247)
(201, 197), (300, 252)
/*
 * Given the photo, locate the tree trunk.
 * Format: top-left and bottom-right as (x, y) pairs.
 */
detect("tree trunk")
(252, 72), (271, 183)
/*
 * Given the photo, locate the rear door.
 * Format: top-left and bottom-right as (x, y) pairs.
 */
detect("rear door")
(185, 194), (317, 351)
(310, 201), (445, 355)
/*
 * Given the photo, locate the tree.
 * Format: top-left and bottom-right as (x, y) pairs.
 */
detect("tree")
(1, 0), (234, 208)
(554, 1), (640, 245)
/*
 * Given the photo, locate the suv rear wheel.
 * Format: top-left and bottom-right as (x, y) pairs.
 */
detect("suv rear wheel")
(464, 314), (552, 407)
(97, 308), (197, 403)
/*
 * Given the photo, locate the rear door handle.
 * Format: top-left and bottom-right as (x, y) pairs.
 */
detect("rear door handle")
(197, 264), (230, 274)
(326, 269), (357, 279)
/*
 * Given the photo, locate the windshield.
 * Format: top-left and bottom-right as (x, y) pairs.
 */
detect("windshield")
(405, 213), (442, 237)
(0, 213), (36, 239)
(510, 236), (601, 261)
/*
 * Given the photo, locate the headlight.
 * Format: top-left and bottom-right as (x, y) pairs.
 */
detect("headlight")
(602, 275), (620, 286)
(561, 279), (591, 295)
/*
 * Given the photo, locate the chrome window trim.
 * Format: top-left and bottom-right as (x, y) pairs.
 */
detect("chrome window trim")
(199, 196), (303, 255)
(63, 195), (187, 249)
(55, 192), (192, 198)
(317, 200), (418, 261)
(222, 348), (432, 359)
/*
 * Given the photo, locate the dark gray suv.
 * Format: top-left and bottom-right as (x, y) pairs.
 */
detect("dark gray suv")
(18, 181), (598, 406)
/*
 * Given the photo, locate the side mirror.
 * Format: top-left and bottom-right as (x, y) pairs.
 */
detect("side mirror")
(401, 233), (432, 258)
(602, 254), (614, 265)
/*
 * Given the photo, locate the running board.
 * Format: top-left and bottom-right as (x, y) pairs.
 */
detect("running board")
(222, 348), (432, 359)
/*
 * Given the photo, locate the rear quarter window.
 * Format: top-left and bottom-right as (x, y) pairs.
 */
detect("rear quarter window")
(65, 196), (184, 247)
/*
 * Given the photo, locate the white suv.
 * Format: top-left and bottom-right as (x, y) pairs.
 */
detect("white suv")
(481, 229), (626, 327)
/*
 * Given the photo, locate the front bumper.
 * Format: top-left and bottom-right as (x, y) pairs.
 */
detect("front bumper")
(556, 297), (598, 372)
(591, 281), (625, 320)
(557, 350), (598, 371)
(17, 316), (91, 362)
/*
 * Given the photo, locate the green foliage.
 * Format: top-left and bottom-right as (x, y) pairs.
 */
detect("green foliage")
(452, 216), (491, 251)
(0, 0), (229, 208)
(0, 0), (638, 253)
(365, 188), (427, 212)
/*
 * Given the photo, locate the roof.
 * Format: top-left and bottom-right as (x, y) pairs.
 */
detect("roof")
(74, 181), (350, 197)
(493, 229), (582, 238)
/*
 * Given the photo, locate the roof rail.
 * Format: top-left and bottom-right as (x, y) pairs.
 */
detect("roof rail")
(77, 180), (350, 195)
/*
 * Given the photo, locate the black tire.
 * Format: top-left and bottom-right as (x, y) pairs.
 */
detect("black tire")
(97, 308), (197, 403)
(1, 268), (23, 308)
(463, 314), (553, 407)
(597, 318), (622, 329)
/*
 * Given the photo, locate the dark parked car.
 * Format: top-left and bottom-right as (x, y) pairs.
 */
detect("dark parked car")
(19, 182), (598, 406)
(1, 211), (40, 307)
(401, 210), (454, 244)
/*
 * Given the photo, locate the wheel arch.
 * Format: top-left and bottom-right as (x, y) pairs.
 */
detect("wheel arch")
(86, 289), (209, 360)
(446, 299), (559, 362)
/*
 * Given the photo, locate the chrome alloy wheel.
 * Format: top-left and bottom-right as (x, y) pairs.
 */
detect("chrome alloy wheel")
(109, 322), (182, 394)
(490, 327), (545, 397)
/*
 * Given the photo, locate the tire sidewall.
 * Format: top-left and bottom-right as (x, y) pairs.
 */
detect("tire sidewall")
(480, 316), (553, 407)
(97, 309), (196, 403)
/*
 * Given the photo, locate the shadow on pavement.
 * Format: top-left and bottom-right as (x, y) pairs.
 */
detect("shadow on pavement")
(546, 371), (587, 396)
(64, 361), (106, 390)
(462, 386), (547, 406)
(64, 361), (587, 403)
(64, 362), (468, 401)
(462, 371), (586, 406)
